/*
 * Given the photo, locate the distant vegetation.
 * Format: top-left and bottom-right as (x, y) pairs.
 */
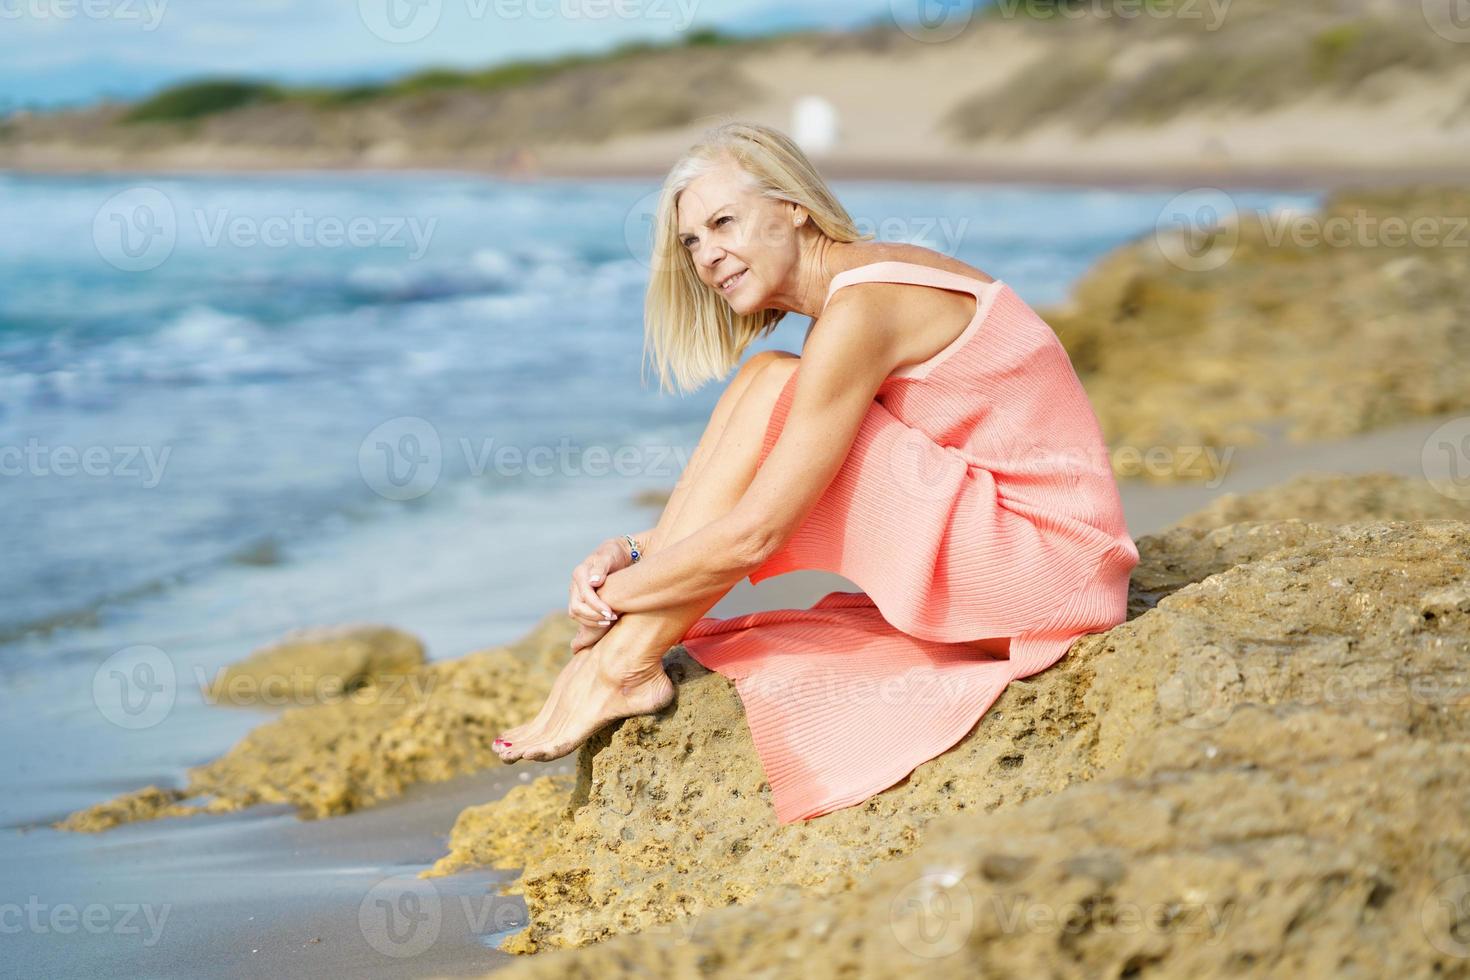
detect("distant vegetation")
(125, 80), (285, 123)
(120, 27), (740, 124)
(947, 14), (1464, 139)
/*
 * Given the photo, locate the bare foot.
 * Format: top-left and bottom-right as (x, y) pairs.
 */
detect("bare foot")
(493, 651), (588, 761)
(508, 643), (675, 763)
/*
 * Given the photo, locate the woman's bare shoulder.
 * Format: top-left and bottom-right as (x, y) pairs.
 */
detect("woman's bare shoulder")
(834, 242), (996, 285)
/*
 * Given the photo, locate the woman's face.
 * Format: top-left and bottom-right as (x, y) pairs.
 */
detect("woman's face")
(675, 162), (802, 316)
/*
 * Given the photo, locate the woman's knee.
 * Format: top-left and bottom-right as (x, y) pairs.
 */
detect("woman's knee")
(719, 350), (799, 413)
(734, 351), (799, 421)
(735, 349), (798, 384)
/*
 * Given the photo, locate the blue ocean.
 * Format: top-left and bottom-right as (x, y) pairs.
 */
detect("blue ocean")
(0, 173), (1319, 828)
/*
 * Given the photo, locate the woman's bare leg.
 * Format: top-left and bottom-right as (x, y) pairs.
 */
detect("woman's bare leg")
(648, 349), (797, 550)
(492, 350), (796, 749)
(497, 352), (800, 762)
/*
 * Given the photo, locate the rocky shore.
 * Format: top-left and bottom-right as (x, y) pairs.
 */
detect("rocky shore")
(1042, 186), (1470, 483)
(57, 471), (1470, 976)
(412, 473), (1470, 976)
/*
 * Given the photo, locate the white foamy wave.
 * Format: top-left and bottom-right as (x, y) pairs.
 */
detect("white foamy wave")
(155, 305), (261, 352)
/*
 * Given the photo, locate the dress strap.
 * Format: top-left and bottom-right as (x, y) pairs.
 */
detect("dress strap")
(821, 260), (999, 316)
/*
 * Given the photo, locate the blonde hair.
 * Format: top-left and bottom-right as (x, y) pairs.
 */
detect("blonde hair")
(641, 119), (870, 395)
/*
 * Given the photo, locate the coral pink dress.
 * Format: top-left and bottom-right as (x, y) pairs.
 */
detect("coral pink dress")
(679, 260), (1139, 824)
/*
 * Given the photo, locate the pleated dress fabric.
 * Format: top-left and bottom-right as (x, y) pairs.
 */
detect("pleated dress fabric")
(679, 260), (1140, 824)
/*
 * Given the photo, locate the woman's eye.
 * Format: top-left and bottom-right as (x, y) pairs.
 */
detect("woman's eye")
(715, 215), (733, 227)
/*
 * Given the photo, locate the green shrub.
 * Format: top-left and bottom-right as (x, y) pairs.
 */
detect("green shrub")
(124, 79), (283, 123)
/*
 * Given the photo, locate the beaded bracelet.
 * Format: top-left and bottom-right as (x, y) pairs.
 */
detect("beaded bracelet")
(623, 533), (643, 563)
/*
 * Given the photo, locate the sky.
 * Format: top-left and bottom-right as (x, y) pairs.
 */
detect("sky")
(0, 0), (942, 109)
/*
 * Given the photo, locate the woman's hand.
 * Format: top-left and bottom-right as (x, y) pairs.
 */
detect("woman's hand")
(567, 536), (632, 635)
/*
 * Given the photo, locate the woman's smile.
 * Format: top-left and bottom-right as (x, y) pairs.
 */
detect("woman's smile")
(718, 268), (748, 292)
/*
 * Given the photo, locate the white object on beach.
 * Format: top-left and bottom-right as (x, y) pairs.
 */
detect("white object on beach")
(791, 96), (839, 155)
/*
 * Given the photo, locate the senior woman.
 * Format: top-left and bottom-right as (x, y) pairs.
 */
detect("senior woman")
(493, 121), (1138, 824)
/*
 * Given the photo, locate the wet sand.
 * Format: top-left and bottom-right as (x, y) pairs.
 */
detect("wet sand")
(1, 760), (572, 979)
(3, 410), (1459, 978)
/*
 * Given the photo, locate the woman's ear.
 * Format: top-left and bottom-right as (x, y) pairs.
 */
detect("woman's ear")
(790, 202), (809, 228)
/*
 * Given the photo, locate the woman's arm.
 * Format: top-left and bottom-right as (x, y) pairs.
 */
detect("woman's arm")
(595, 293), (899, 615)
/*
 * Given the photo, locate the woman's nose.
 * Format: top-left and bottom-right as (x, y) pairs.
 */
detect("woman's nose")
(695, 240), (725, 268)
